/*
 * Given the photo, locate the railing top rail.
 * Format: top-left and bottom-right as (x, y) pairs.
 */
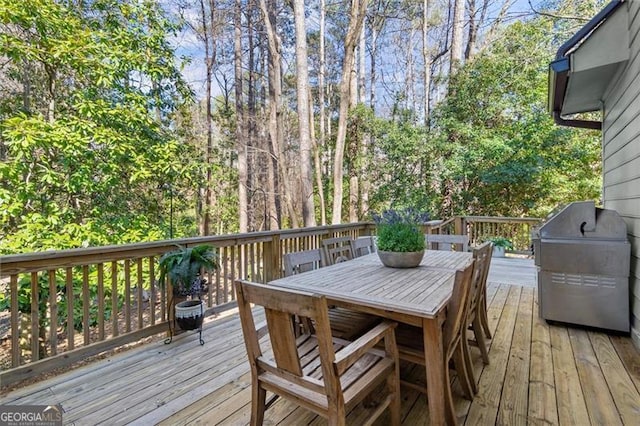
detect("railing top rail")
(463, 216), (543, 223)
(0, 222), (375, 277)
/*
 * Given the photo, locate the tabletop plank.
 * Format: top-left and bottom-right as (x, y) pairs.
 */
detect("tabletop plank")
(268, 251), (473, 319)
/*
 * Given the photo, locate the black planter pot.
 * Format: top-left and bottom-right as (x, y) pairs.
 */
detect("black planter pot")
(175, 300), (205, 331)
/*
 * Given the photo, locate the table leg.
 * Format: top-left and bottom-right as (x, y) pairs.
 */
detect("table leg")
(423, 317), (447, 425)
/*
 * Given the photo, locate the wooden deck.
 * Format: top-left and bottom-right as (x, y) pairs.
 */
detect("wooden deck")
(1, 258), (639, 425)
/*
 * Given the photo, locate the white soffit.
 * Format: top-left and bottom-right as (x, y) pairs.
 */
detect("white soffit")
(562, 5), (629, 115)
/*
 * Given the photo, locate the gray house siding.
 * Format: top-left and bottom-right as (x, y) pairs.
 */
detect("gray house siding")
(602, 0), (640, 348)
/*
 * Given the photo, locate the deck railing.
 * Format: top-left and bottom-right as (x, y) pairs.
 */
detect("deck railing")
(0, 223), (375, 385)
(0, 216), (540, 386)
(428, 216), (542, 254)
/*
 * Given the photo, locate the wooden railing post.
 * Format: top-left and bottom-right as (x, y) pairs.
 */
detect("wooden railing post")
(263, 234), (281, 282)
(454, 216), (464, 235)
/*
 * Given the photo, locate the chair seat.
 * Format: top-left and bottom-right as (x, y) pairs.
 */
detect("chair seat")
(260, 333), (395, 415)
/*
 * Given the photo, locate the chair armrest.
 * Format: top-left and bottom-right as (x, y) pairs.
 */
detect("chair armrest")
(334, 320), (397, 375)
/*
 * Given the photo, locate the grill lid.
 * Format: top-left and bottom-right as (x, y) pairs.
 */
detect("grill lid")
(537, 201), (627, 240)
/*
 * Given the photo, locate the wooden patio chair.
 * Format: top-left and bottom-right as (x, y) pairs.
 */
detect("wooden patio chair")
(282, 249), (379, 340)
(475, 242), (493, 340)
(235, 279), (401, 426)
(426, 234), (469, 252)
(283, 248), (323, 276)
(349, 236), (377, 257)
(395, 262), (476, 424)
(461, 241), (493, 394)
(321, 236), (354, 265)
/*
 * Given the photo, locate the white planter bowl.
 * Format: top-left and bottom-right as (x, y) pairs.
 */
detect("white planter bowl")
(492, 246), (506, 258)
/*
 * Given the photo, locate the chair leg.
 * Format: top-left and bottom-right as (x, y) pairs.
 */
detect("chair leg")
(387, 368), (401, 426)
(251, 384), (266, 426)
(443, 364), (458, 426)
(461, 332), (477, 395)
(480, 290), (492, 339)
(452, 343), (474, 401)
(473, 317), (490, 365)
(328, 409), (346, 426)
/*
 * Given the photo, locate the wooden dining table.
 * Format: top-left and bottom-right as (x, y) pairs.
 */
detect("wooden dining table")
(268, 249), (474, 425)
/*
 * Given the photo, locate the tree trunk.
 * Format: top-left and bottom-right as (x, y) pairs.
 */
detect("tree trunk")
(449, 0), (465, 75)
(309, 86), (326, 225)
(198, 0), (214, 236)
(22, 60), (31, 113)
(465, 0), (477, 60)
(259, 0), (298, 229)
(318, 0), (327, 224)
(247, 0), (257, 231)
(45, 64), (56, 123)
(422, 0), (431, 126)
(406, 25), (416, 115)
(292, 0), (316, 227)
(331, 0), (369, 224)
(318, 0), (327, 225)
(358, 24), (366, 105)
(234, 0), (248, 233)
(370, 25), (377, 113)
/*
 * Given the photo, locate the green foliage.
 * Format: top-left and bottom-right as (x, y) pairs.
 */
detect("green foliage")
(158, 244), (219, 295)
(430, 17), (601, 218)
(366, 115), (438, 215)
(488, 236), (513, 250)
(377, 223), (425, 252)
(0, 0), (199, 254)
(374, 209), (427, 252)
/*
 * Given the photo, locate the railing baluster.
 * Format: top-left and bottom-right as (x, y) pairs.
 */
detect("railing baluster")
(30, 272), (39, 362)
(242, 244), (248, 281)
(124, 259), (131, 333)
(230, 246), (236, 301)
(215, 257), (221, 305)
(97, 263), (105, 341)
(111, 261), (118, 337)
(10, 275), (20, 367)
(137, 259), (143, 330)
(149, 256), (156, 325)
(66, 267), (74, 351)
(82, 265), (90, 345)
(48, 270), (57, 356)
(222, 246), (229, 302)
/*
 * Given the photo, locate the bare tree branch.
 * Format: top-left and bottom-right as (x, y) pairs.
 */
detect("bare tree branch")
(528, 0), (591, 22)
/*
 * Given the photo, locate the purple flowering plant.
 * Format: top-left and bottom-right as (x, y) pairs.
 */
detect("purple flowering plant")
(372, 208), (430, 252)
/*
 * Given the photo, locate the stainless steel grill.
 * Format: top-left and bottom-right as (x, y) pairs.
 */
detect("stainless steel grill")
(532, 201), (630, 332)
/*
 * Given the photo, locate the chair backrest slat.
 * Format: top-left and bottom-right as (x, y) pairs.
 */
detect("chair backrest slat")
(284, 249), (322, 276)
(443, 262), (475, 353)
(426, 234), (469, 252)
(321, 236), (354, 265)
(469, 242), (493, 315)
(265, 308), (304, 375)
(350, 236), (376, 257)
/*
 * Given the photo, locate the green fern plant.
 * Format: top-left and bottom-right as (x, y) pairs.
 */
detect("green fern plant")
(158, 244), (218, 296)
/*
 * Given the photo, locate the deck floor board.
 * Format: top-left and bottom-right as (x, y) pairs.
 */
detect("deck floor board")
(1, 258), (639, 425)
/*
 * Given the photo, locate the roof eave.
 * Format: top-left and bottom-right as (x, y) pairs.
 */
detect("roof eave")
(548, 0), (625, 130)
